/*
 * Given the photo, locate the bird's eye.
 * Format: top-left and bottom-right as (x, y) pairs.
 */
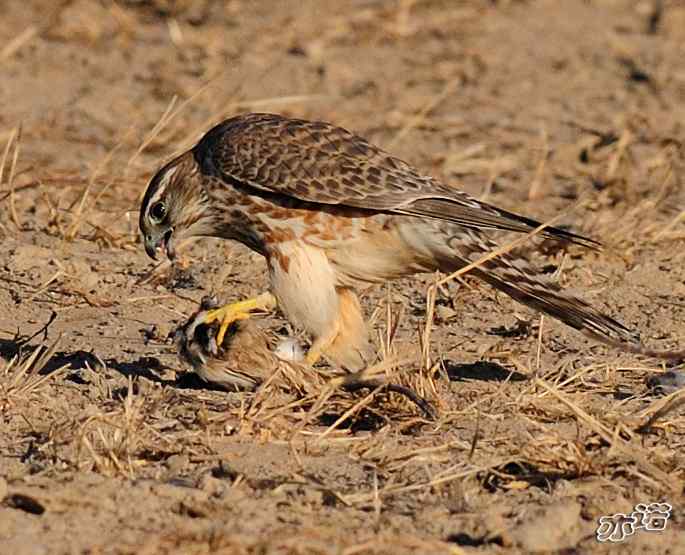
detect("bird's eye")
(150, 201), (167, 222)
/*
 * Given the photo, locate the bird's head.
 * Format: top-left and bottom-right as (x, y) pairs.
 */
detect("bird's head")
(139, 152), (213, 261)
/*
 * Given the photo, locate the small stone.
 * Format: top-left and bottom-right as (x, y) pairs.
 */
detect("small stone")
(197, 472), (225, 497)
(155, 322), (173, 342)
(435, 305), (457, 322)
(0, 476), (7, 501)
(165, 454), (189, 475)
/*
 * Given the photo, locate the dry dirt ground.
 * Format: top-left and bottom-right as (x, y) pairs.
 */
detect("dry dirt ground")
(1, 1), (684, 553)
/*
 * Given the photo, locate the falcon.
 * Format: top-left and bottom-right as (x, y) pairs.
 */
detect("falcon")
(140, 113), (683, 370)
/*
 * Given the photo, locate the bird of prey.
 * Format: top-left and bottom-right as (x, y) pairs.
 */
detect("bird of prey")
(140, 112), (683, 370)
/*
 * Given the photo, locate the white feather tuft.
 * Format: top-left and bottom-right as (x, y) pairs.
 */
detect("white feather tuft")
(274, 338), (304, 362)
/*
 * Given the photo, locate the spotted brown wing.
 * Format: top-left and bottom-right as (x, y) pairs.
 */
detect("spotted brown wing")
(193, 113), (598, 248)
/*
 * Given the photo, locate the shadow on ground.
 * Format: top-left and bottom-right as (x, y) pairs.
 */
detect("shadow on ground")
(444, 360), (527, 382)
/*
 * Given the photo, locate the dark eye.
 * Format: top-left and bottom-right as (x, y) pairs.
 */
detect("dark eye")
(150, 201), (166, 222)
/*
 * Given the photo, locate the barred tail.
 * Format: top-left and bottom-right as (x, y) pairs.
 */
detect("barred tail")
(448, 246), (684, 360)
(472, 254), (639, 343)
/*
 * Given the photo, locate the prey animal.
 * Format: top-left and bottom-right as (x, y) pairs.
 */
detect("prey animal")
(140, 113), (683, 370)
(174, 296), (435, 416)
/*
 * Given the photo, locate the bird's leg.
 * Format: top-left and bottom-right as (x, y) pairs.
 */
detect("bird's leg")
(305, 320), (341, 366)
(203, 291), (276, 346)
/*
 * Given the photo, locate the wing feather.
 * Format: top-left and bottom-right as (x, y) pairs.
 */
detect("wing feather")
(193, 113), (598, 248)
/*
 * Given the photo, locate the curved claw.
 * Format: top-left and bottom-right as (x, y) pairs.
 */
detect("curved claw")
(201, 292), (277, 347)
(215, 310), (250, 346)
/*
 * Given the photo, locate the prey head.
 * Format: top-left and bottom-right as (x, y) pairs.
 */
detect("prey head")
(139, 152), (212, 261)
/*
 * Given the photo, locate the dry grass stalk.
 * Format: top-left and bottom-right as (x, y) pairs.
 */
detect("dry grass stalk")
(340, 458), (508, 506)
(0, 27), (38, 62)
(76, 377), (145, 478)
(535, 314), (545, 372)
(605, 128), (632, 181)
(1, 0), (73, 61)
(175, 93), (330, 155)
(127, 95), (179, 173)
(0, 336), (68, 410)
(64, 140), (124, 241)
(653, 205), (685, 242)
(637, 388), (685, 432)
(533, 376), (681, 492)
(127, 76), (242, 175)
(0, 125), (22, 228)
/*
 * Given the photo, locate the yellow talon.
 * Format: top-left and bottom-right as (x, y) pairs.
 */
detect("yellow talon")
(305, 348), (322, 366)
(203, 292), (276, 346)
(304, 321), (340, 367)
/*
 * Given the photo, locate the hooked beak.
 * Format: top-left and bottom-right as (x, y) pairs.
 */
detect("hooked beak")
(144, 229), (175, 261)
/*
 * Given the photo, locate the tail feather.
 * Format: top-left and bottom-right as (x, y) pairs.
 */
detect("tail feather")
(448, 244), (685, 361)
(472, 257), (639, 344)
